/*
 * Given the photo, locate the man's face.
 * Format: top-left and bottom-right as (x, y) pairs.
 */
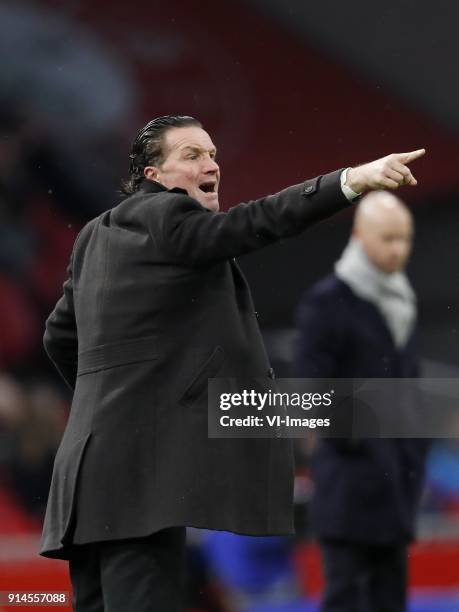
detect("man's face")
(358, 211), (413, 274)
(145, 126), (220, 211)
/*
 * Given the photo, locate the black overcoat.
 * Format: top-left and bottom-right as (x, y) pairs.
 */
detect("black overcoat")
(41, 172), (350, 559)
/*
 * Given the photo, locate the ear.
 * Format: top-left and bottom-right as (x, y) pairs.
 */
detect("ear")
(144, 166), (160, 181)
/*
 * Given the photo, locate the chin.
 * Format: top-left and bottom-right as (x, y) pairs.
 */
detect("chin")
(385, 263), (402, 274)
(199, 199), (219, 212)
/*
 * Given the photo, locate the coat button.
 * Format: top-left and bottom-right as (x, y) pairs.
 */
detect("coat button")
(268, 367), (275, 379)
(304, 185), (314, 194)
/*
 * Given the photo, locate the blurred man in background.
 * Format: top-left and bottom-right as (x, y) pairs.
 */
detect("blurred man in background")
(295, 192), (429, 612)
(41, 112), (424, 612)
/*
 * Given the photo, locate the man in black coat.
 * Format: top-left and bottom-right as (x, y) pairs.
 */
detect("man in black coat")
(41, 114), (425, 611)
(294, 192), (429, 612)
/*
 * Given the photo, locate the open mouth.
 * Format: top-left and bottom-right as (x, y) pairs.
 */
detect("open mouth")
(199, 181), (217, 194)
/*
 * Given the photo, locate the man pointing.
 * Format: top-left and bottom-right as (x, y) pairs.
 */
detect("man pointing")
(40, 114), (425, 612)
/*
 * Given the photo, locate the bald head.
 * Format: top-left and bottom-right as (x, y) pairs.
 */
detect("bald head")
(353, 191), (413, 274)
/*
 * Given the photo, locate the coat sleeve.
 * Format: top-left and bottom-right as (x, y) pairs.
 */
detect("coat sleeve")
(43, 249), (78, 391)
(294, 289), (359, 451)
(154, 169), (351, 265)
(294, 289), (366, 452)
(293, 290), (342, 378)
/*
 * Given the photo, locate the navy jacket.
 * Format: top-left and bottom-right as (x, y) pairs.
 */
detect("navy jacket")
(294, 274), (428, 544)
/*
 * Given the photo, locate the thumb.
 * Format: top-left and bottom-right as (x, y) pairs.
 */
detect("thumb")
(398, 148), (426, 164)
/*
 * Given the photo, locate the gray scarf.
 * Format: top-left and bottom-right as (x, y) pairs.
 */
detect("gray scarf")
(335, 238), (417, 348)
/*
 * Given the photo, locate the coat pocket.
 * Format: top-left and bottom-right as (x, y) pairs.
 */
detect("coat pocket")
(181, 346), (225, 406)
(42, 432), (92, 551)
(77, 335), (158, 375)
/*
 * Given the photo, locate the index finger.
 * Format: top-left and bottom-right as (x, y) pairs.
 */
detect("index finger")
(397, 148), (426, 164)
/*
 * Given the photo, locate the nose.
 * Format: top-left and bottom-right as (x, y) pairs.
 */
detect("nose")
(393, 242), (406, 258)
(203, 156), (219, 174)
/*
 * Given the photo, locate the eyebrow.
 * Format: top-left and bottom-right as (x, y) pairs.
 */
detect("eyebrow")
(181, 145), (217, 156)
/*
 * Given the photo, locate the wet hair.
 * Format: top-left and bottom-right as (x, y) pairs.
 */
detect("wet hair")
(121, 115), (202, 196)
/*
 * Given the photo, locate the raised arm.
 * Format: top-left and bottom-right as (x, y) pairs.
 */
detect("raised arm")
(156, 169), (350, 265)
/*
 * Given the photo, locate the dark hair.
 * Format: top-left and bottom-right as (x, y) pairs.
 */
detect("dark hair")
(121, 115), (202, 195)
